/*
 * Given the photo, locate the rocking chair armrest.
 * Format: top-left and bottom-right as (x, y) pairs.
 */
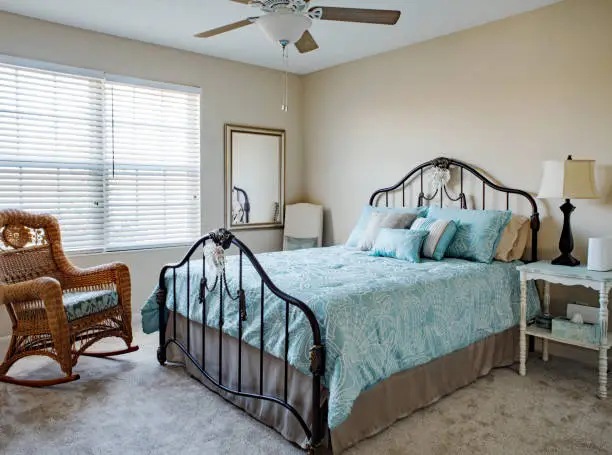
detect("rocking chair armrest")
(62, 262), (130, 290)
(0, 277), (67, 327)
(0, 277), (72, 370)
(1, 277), (63, 306)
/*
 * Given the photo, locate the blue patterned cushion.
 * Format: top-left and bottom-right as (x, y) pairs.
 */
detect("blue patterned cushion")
(369, 228), (428, 263)
(410, 218), (458, 261)
(63, 289), (119, 322)
(346, 205), (428, 248)
(427, 207), (511, 263)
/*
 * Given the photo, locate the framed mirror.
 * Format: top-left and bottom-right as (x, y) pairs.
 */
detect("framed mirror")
(225, 124), (285, 230)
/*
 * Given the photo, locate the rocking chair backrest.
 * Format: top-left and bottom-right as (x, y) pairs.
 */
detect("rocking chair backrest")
(0, 210), (64, 285)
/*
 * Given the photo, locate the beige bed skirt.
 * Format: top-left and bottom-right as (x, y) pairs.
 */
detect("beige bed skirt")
(165, 312), (518, 454)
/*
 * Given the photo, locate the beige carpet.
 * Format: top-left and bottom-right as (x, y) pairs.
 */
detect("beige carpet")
(2, 332), (612, 455)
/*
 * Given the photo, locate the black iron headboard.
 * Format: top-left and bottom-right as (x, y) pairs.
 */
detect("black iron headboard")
(368, 157), (540, 262)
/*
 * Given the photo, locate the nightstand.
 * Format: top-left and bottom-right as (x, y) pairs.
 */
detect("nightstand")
(517, 261), (612, 398)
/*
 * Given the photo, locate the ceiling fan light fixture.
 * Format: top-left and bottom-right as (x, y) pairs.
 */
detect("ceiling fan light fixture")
(256, 11), (312, 44)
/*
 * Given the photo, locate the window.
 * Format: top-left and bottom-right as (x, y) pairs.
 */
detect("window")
(0, 57), (200, 252)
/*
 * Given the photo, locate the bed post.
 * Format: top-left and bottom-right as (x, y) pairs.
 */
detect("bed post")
(309, 344), (325, 453)
(530, 213), (541, 263)
(156, 280), (167, 365)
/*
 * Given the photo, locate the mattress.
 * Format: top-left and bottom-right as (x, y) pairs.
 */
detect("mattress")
(142, 245), (540, 429)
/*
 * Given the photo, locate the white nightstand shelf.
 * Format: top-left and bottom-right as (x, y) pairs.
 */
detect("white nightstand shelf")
(517, 261), (612, 398)
(525, 326), (610, 352)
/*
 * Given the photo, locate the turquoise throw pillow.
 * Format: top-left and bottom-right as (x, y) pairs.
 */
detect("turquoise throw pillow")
(410, 218), (458, 261)
(369, 228), (428, 263)
(346, 205), (428, 248)
(427, 207), (511, 263)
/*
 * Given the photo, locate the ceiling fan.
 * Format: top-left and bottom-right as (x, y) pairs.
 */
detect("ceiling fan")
(194, 0), (401, 54)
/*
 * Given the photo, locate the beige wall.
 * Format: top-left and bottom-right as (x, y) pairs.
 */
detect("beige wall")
(304, 0), (611, 257)
(303, 0), (612, 321)
(0, 12), (304, 337)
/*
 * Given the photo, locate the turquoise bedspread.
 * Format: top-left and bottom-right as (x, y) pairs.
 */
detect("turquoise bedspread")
(141, 246), (539, 429)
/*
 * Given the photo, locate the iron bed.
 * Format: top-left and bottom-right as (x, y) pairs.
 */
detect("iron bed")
(154, 156), (540, 454)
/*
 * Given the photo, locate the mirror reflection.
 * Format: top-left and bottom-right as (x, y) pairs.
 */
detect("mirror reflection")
(225, 125), (285, 230)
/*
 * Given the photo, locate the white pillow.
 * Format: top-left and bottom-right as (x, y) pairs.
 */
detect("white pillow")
(357, 211), (416, 251)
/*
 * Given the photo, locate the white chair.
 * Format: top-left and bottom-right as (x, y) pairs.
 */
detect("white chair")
(283, 203), (323, 251)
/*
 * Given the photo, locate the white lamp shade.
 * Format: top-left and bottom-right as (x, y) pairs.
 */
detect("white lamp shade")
(256, 12), (312, 44)
(537, 159), (599, 199)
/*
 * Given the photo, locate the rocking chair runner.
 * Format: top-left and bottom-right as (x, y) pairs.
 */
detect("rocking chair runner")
(0, 210), (138, 386)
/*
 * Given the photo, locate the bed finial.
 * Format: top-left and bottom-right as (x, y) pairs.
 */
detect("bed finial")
(209, 228), (235, 250)
(309, 345), (325, 377)
(432, 157), (451, 169)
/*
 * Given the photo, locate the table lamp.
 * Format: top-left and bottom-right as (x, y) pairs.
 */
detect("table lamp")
(537, 155), (599, 266)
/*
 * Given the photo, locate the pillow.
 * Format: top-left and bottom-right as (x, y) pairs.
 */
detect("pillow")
(410, 218), (458, 261)
(427, 207), (511, 263)
(495, 215), (529, 262)
(285, 236), (318, 251)
(345, 205), (427, 248)
(357, 211), (417, 251)
(369, 228), (428, 263)
(509, 219), (531, 261)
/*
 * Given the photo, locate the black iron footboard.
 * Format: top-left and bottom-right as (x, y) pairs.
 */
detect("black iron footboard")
(156, 228), (326, 452)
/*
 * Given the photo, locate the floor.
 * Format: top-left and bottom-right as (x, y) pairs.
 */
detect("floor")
(2, 332), (612, 455)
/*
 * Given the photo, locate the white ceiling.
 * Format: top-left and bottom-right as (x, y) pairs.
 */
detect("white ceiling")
(0, 0), (561, 75)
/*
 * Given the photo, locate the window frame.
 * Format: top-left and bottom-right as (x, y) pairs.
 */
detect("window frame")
(0, 54), (202, 254)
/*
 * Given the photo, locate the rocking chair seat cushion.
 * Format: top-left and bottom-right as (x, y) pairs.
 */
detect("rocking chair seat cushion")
(63, 289), (119, 322)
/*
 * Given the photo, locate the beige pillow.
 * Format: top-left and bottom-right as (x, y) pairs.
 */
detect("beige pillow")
(357, 212), (417, 251)
(508, 220), (530, 261)
(495, 215), (529, 262)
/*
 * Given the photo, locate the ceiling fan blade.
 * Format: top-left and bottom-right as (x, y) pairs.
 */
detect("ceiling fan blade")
(194, 18), (256, 38)
(312, 7), (401, 25)
(295, 30), (319, 54)
(230, 0), (253, 4)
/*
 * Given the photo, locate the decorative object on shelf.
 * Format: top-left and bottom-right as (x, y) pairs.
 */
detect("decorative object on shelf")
(552, 316), (601, 345)
(570, 313), (584, 324)
(537, 155), (599, 266)
(535, 314), (553, 330)
(567, 302), (599, 324)
(588, 237), (612, 272)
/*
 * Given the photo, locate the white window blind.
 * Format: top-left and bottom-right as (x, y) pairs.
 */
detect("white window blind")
(0, 64), (105, 251)
(104, 81), (200, 250)
(0, 58), (200, 253)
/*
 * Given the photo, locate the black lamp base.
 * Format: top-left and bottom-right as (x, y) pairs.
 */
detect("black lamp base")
(552, 253), (580, 267)
(554, 199), (580, 267)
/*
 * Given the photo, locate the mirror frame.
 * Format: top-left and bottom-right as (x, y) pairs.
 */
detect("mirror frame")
(225, 124), (286, 231)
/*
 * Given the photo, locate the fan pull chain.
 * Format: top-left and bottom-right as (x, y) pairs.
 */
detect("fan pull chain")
(281, 41), (289, 112)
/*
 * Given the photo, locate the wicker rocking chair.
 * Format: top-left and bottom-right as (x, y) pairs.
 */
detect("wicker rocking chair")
(0, 210), (138, 387)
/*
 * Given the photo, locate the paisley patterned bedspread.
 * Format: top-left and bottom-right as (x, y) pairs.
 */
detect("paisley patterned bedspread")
(141, 246), (540, 429)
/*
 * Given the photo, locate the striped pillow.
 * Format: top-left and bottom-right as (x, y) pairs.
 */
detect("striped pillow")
(410, 218), (458, 260)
